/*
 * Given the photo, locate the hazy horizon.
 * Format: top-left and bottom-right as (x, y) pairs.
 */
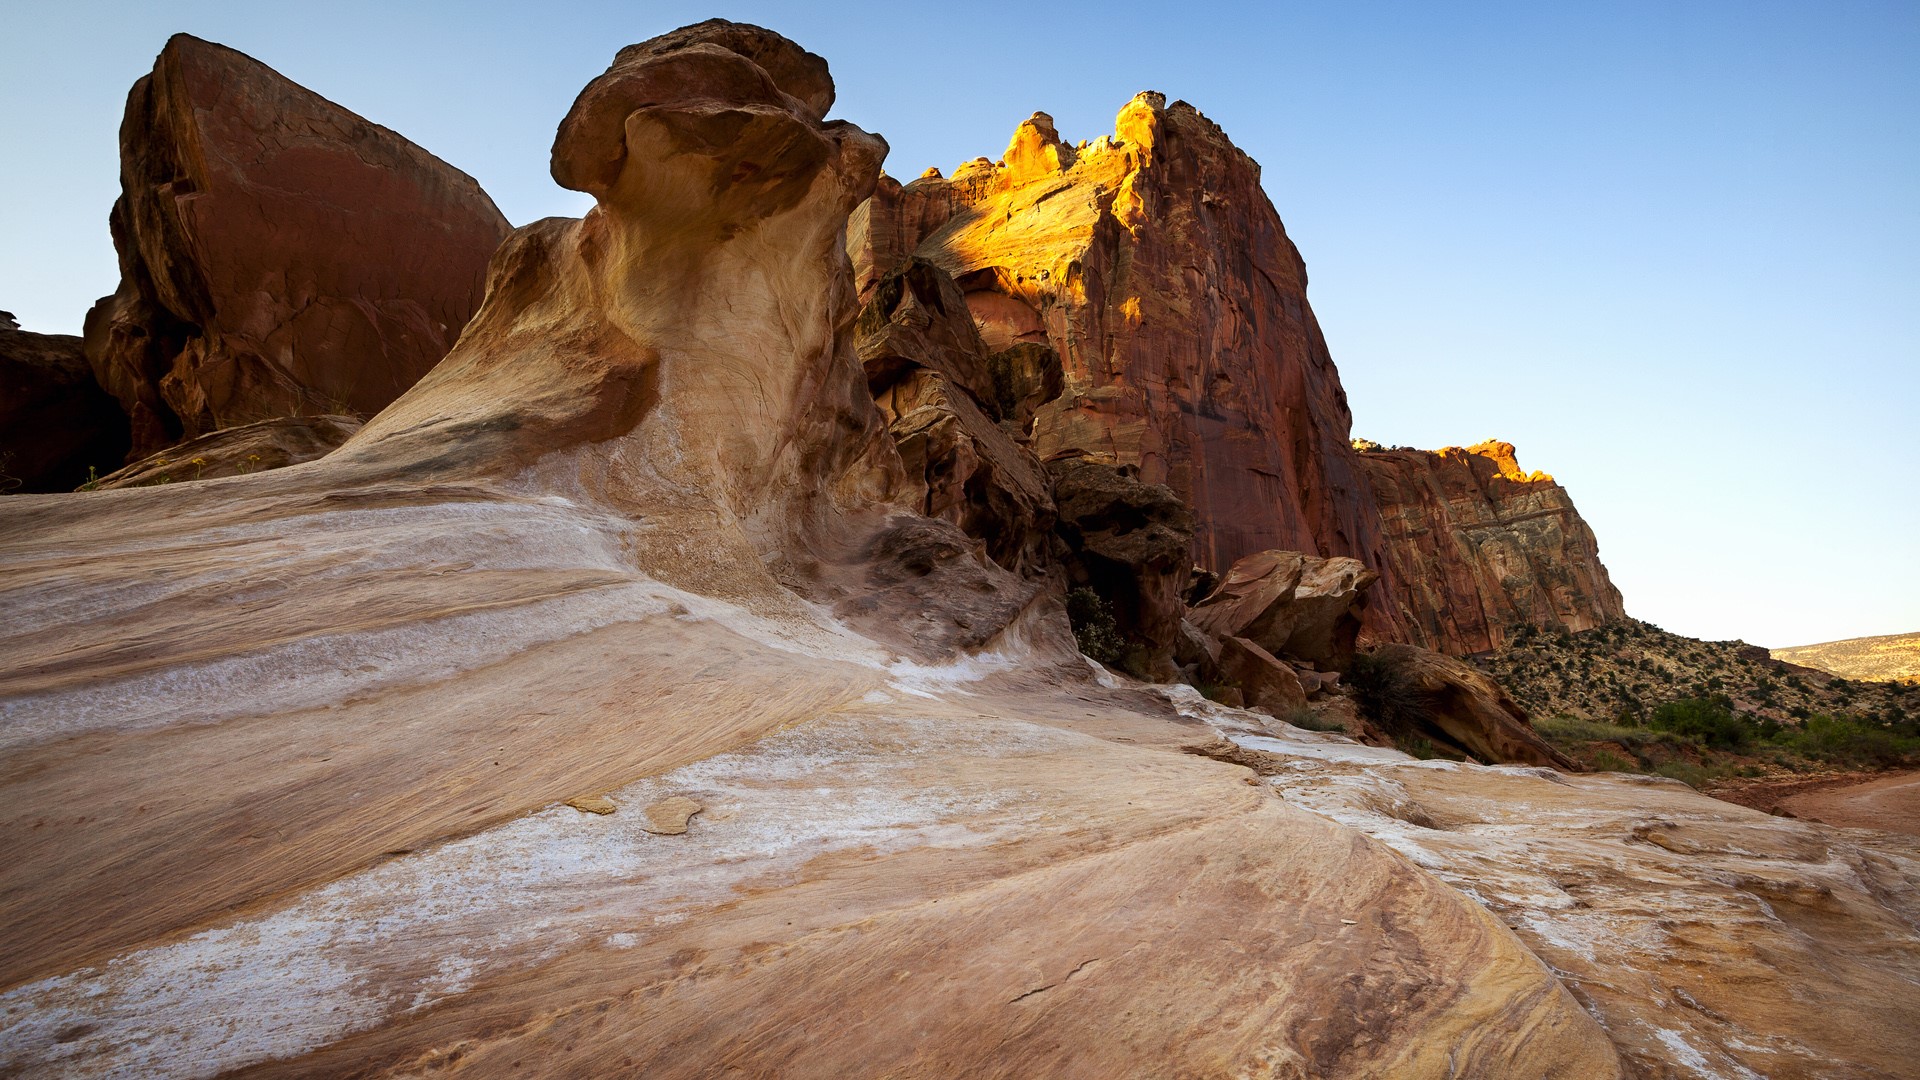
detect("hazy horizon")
(3, 0), (1914, 648)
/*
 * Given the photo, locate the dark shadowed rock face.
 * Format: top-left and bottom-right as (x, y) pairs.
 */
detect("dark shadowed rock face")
(0, 316), (129, 492)
(1049, 456), (1194, 679)
(850, 99), (1404, 641)
(858, 258), (1056, 577)
(1358, 441), (1625, 655)
(83, 34), (510, 457)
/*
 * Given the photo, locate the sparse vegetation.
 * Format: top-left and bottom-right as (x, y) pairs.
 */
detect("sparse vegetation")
(1345, 649), (1432, 738)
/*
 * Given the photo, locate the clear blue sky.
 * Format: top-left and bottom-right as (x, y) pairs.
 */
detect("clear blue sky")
(4, 1), (1915, 648)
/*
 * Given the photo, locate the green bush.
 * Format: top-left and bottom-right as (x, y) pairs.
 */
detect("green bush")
(1064, 587), (1126, 667)
(1649, 697), (1749, 750)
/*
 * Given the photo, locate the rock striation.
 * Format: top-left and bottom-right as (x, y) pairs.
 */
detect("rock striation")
(83, 34), (510, 457)
(1358, 440), (1625, 654)
(90, 414), (359, 490)
(0, 314), (129, 492)
(850, 100), (1404, 639)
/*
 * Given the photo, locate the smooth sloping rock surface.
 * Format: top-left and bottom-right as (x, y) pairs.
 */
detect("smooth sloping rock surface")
(0, 316), (129, 492)
(1359, 440), (1626, 654)
(851, 101), (1405, 640)
(1202, 700), (1920, 1080)
(90, 413), (359, 489)
(83, 34), (510, 456)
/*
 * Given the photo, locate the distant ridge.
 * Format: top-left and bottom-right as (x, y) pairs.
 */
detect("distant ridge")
(1773, 631), (1920, 683)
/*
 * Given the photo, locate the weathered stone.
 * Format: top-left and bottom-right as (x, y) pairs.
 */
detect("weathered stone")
(90, 414), (359, 490)
(83, 34), (510, 456)
(1370, 643), (1578, 770)
(1049, 457), (1193, 679)
(0, 317), (129, 492)
(851, 94), (1405, 640)
(1219, 635), (1309, 714)
(1189, 550), (1378, 671)
(1358, 440), (1625, 654)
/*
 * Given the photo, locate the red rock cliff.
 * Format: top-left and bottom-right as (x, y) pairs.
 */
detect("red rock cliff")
(1358, 440), (1625, 654)
(84, 34), (511, 456)
(849, 97), (1403, 637)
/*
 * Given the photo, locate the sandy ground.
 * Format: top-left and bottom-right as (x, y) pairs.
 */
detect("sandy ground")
(1772, 769), (1920, 836)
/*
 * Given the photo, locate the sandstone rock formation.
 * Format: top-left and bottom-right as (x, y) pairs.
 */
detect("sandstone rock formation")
(83, 34), (510, 457)
(1189, 549), (1379, 671)
(90, 414), (359, 489)
(1358, 440), (1625, 654)
(850, 100), (1404, 639)
(0, 314), (129, 492)
(0, 22), (1913, 1080)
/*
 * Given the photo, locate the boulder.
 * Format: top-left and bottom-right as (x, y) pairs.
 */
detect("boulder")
(1357, 440), (1625, 654)
(1367, 644), (1578, 770)
(1218, 635), (1308, 714)
(83, 34), (510, 457)
(1049, 457), (1193, 679)
(90, 414), (359, 490)
(1189, 550), (1378, 671)
(0, 315), (129, 492)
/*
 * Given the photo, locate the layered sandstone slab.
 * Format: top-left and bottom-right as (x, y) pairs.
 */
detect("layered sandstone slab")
(1359, 440), (1625, 654)
(1198, 698), (1920, 1080)
(90, 413), (358, 489)
(83, 34), (510, 457)
(850, 101), (1402, 638)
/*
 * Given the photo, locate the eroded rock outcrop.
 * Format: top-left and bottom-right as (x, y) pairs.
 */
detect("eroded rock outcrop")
(90, 414), (359, 489)
(83, 34), (510, 457)
(0, 314), (129, 492)
(858, 258), (1054, 576)
(1189, 549), (1379, 672)
(850, 100), (1403, 639)
(1359, 440), (1625, 654)
(1049, 457), (1193, 679)
(1360, 643), (1577, 770)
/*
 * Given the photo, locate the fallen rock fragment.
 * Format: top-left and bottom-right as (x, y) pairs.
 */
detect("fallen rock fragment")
(642, 796), (703, 835)
(1189, 550), (1378, 670)
(566, 795), (616, 816)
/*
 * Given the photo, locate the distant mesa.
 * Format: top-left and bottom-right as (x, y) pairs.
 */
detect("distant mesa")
(1773, 631), (1920, 683)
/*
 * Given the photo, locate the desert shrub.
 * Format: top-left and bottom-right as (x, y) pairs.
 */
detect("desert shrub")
(1774, 714), (1919, 768)
(1064, 587), (1126, 667)
(1589, 749), (1634, 773)
(1396, 734), (1439, 760)
(1346, 650), (1432, 736)
(1649, 697), (1749, 750)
